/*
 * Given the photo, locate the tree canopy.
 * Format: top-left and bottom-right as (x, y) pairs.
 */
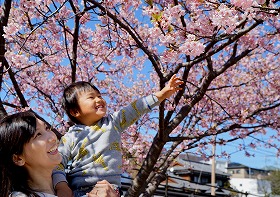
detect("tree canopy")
(0, 0), (279, 196)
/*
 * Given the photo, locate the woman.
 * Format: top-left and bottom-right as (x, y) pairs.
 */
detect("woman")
(0, 111), (118, 197)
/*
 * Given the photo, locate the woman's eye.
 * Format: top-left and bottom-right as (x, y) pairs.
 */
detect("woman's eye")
(35, 132), (42, 138)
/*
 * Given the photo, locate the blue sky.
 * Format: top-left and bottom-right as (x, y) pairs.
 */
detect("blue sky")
(216, 138), (280, 170)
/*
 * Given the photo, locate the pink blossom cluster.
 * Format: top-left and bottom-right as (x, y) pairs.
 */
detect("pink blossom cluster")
(1, 0), (279, 172)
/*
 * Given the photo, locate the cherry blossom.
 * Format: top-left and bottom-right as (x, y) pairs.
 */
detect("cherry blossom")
(0, 0), (279, 196)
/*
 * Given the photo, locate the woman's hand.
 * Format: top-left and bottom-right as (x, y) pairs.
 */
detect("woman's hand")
(87, 180), (119, 197)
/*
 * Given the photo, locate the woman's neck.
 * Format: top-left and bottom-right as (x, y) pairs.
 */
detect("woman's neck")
(28, 180), (55, 194)
(27, 169), (55, 195)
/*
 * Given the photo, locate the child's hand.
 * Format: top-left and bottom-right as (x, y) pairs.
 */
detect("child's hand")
(155, 74), (184, 102)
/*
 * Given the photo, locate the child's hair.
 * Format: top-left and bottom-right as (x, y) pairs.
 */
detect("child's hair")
(0, 111), (40, 197)
(62, 81), (100, 124)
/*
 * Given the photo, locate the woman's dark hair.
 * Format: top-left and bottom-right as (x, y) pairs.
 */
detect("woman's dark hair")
(0, 111), (40, 197)
(61, 81), (100, 124)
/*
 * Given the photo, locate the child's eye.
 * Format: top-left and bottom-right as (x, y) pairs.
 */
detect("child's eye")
(46, 125), (55, 133)
(45, 125), (51, 131)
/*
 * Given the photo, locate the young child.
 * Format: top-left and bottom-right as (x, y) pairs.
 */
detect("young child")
(52, 75), (183, 197)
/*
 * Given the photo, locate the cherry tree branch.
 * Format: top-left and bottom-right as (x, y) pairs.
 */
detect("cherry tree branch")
(0, 0), (12, 118)
(85, 0), (164, 78)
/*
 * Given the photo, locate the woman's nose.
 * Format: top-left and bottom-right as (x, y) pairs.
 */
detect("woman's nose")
(49, 131), (58, 143)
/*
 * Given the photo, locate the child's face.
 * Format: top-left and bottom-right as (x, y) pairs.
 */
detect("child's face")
(74, 89), (107, 126)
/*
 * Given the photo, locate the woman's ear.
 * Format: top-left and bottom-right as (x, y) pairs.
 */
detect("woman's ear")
(70, 109), (80, 117)
(12, 154), (25, 166)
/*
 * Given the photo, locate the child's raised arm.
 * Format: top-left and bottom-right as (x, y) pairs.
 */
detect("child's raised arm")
(154, 75), (184, 103)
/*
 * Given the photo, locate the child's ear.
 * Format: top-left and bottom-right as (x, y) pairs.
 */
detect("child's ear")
(12, 154), (25, 166)
(70, 109), (80, 117)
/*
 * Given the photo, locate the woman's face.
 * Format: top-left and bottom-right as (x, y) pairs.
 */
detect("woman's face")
(20, 118), (62, 171)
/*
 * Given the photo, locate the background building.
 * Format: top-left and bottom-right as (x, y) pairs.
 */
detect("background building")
(121, 154), (275, 197)
(227, 162), (272, 197)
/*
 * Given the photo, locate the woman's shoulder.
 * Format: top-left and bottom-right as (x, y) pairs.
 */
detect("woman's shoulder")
(9, 191), (28, 197)
(9, 191), (57, 197)
(37, 193), (57, 197)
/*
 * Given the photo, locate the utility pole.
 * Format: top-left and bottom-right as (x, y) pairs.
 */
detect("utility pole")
(211, 135), (216, 196)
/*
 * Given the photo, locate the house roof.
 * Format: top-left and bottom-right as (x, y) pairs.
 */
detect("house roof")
(227, 162), (247, 169)
(170, 157), (230, 177)
(227, 162), (269, 172)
